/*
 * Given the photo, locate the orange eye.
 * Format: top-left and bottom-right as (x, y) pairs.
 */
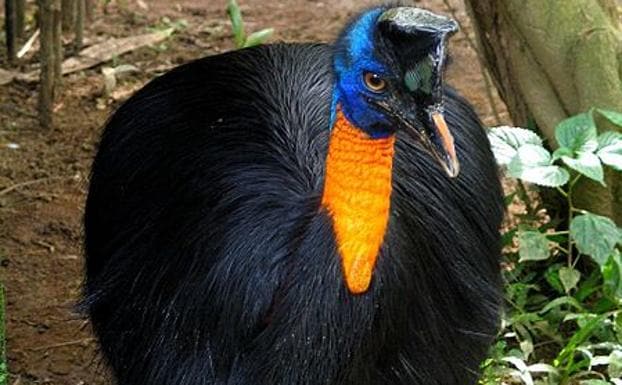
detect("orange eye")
(363, 72), (387, 93)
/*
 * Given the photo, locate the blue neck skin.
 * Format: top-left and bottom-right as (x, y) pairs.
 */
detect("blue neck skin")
(329, 8), (393, 140)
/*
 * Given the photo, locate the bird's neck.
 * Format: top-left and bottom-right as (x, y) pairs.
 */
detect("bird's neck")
(321, 107), (395, 294)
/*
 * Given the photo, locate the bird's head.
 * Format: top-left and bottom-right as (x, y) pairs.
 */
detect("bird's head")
(332, 6), (460, 177)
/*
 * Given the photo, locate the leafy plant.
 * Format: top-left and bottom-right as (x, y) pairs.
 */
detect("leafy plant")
(226, 0), (274, 48)
(482, 108), (622, 385)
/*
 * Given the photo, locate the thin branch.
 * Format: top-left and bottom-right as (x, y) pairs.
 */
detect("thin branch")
(17, 29), (40, 58)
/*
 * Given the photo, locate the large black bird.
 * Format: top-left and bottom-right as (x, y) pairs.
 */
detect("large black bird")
(84, 5), (504, 385)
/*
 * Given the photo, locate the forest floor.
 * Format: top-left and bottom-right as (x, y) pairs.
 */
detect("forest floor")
(0, 0), (510, 384)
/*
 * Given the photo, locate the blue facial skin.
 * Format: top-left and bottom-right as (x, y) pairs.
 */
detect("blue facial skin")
(331, 8), (394, 139)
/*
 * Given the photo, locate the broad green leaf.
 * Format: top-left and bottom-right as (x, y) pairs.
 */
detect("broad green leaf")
(518, 230), (551, 262)
(609, 350), (622, 378)
(561, 152), (605, 185)
(226, 0), (246, 48)
(603, 250), (622, 300)
(597, 131), (622, 171)
(539, 295), (585, 314)
(488, 126), (542, 166)
(555, 112), (598, 153)
(508, 145), (569, 187)
(243, 28), (274, 48)
(597, 108), (622, 128)
(559, 266), (581, 293)
(571, 213), (620, 265)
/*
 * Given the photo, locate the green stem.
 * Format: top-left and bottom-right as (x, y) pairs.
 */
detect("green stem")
(555, 245), (570, 255)
(556, 187), (568, 198)
(566, 175), (581, 268)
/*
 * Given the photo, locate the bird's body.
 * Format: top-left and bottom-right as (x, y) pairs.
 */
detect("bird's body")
(85, 8), (503, 385)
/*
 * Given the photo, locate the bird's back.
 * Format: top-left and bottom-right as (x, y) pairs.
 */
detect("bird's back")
(84, 43), (503, 385)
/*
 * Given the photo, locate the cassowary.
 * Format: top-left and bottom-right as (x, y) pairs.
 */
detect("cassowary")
(84, 5), (504, 385)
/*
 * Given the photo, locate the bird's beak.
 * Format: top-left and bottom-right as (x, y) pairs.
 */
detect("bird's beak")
(387, 105), (459, 178)
(429, 110), (459, 178)
(376, 7), (460, 178)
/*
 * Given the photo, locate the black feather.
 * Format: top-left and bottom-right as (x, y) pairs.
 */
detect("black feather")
(84, 42), (503, 385)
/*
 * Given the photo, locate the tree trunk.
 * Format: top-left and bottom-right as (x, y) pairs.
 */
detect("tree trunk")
(15, 0), (25, 38)
(38, 0), (56, 129)
(464, 0), (622, 225)
(74, 0), (84, 50)
(61, 0), (75, 32)
(53, 0), (63, 84)
(5, 0), (17, 64)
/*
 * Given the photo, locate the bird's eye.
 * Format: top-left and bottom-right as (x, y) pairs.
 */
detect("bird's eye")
(363, 72), (387, 93)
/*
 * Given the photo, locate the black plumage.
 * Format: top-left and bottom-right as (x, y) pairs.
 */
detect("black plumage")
(84, 14), (504, 385)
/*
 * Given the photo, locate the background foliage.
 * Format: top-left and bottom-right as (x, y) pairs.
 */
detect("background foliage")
(481, 110), (622, 385)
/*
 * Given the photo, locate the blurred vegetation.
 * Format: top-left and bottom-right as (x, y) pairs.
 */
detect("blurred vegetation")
(481, 110), (622, 385)
(226, 0), (273, 48)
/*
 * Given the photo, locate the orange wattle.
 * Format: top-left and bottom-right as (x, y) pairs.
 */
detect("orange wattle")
(321, 108), (395, 294)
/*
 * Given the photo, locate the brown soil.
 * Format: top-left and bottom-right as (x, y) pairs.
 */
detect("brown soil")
(0, 1), (509, 384)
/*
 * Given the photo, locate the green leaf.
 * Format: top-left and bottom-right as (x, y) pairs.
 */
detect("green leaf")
(603, 249), (622, 300)
(555, 315), (605, 366)
(552, 147), (573, 162)
(243, 28), (274, 48)
(597, 131), (622, 171)
(545, 263), (565, 294)
(519, 339), (533, 359)
(597, 109), (622, 128)
(571, 213), (620, 265)
(580, 381), (610, 385)
(555, 112), (598, 153)
(539, 295), (585, 314)
(518, 230), (551, 262)
(559, 266), (581, 293)
(226, 0), (246, 48)
(508, 144), (569, 187)
(609, 350), (622, 378)
(561, 152), (605, 185)
(488, 126), (542, 166)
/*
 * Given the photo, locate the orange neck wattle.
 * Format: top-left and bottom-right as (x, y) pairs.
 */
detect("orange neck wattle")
(321, 108), (395, 294)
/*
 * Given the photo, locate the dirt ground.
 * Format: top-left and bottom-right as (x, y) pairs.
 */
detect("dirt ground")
(0, 0), (509, 384)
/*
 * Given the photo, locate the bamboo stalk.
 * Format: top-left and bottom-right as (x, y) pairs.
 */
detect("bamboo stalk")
(15, 0), (25, 38)
(52, 0), (63, 84)
(74, 0), (84, 50)
(61, 0), (75, 32)
(38, 0), (55, 128)
(5, 0), (17, 64)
